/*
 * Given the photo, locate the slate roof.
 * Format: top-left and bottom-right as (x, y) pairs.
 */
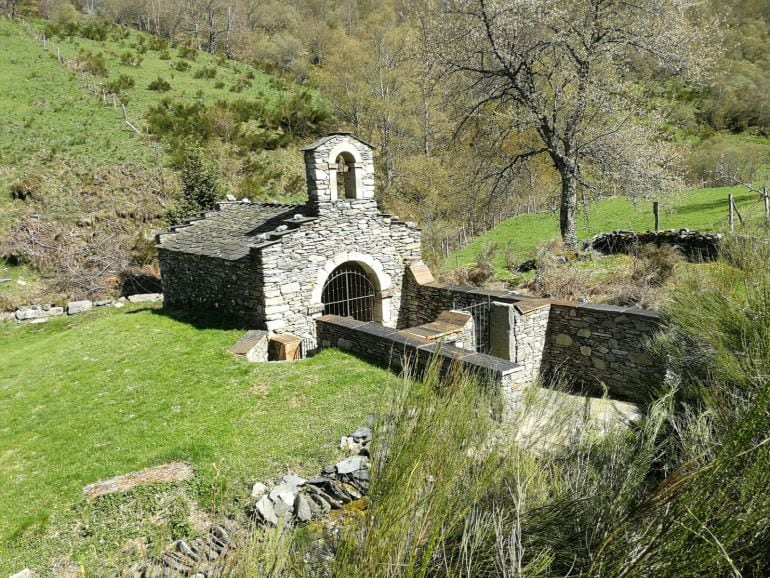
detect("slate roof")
(156, 202), (306, 260)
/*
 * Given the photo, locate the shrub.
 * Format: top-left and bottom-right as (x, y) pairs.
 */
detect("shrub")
(147, 77), (171, 92)
(119, 51), (142, 67)
(148, 35), (169, 51)
(632, 244), (682, 287)
(213, 81), (225, 89)
(171, 59), (190, 72)
(193, 65), (217, 79)
(76, 50), (108, 76)
(158, 49), (171, 60)
(177, 45), (197, 60)
(105, 74), (135, 94)
(166, 148), (223, 223)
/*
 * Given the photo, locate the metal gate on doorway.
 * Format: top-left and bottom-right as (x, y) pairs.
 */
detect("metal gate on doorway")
(453, 295), (491, 353)
(322, 262), (376, 322)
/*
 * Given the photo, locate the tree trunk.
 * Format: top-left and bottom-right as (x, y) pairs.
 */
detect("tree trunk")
(559, 171), (579, 250)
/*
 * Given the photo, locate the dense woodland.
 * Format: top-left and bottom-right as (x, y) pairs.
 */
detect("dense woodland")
(2, 0), (770, 292)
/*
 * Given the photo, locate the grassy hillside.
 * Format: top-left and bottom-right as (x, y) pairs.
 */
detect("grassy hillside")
(0, 19), (152, 220)
(445, 184), (769, 278)
(0, 16), (329, 306)
(0, 305), (398, 574)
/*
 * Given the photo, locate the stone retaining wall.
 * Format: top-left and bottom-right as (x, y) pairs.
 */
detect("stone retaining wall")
(316, 315), (527, 411)
(542, 302), (664, 403)
(586, 229), (722, 261)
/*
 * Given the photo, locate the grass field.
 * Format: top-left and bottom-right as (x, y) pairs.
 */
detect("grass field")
(445, 185), (770, 278)
(0, 17), (153, 228)
(0, 304), (398, 574)
(35, 20), (310, 123)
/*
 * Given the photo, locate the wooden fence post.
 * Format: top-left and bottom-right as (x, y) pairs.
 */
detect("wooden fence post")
(653, 201), (659, 232)
(728, 193), (734, 233)
(764, 185), (769, 223)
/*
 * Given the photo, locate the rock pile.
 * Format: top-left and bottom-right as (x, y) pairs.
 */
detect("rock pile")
(585, 229), (722, 261)
(250, 450), (371, 527)
(124, 523), (240, 578)
(116, 428), (372, 578)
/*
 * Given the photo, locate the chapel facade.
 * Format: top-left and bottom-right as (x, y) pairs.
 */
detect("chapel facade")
(155, 133), (423, 338)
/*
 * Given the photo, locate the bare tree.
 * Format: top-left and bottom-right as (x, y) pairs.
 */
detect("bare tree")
(431, 0), (715, 248)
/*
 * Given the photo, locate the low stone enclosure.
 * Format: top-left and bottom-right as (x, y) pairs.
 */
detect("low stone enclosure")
(316, 263), (664, 408)
(586, 229), (722, 260)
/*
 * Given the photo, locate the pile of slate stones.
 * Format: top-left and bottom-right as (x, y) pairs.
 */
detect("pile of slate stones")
(121, 427), (372, 578)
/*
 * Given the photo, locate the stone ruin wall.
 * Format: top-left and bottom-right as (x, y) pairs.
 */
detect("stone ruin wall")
(255, 201), (422, 337)
(587, 229), (722, 261)
(158, 249), (264, 326)
(541, 302), (664, 403)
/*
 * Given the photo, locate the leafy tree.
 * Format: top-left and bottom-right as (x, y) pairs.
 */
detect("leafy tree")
(430, 0), (716, 248)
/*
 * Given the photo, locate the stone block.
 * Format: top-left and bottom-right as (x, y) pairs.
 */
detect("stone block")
(591, 357), (607, 371)
(269, 334), (302, 361)
(580, 346), (592, 357)
(577, 328), (592, 338)
(67, 300), (93, 315)
(280, 282), (300, 295)
(629, 352), (653, 366)
(229, 330), (269, 362)
(554, 333), (573, 347)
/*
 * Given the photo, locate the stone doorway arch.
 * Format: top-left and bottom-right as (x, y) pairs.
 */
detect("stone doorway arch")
(322, 262), (376, 321)
(312, 252), (393, 325)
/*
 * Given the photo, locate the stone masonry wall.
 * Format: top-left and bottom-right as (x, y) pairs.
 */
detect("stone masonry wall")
(542, 303), (664, 403)
(158, 249), (263, 326)
(316, 315), (527, 412)
(254, 200), (422, 337)
(586, 229), (722, 261)
(489, 302), (550, 384)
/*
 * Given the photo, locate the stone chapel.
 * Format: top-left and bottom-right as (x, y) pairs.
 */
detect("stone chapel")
(155, 133), (423, 339)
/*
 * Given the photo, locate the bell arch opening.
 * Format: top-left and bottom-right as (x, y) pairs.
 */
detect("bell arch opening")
(321, 262), (377, 322)
(335, 151), (358, 199)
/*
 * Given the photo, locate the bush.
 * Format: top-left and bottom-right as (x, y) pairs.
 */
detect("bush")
(193, 65), (217, 79)
(76, 50), (108, 76)
(177, 45), (197, 60)
(119, 51), (142, 67)
(213, 80), (225, 89)
(632, 244), (682, 287)
(171, 59), (190, 72)
(148, 77), (172, 92)
(148, 35), (169, 51)
(166, 148), (223, 224)
(158, 49), (171, 60)
(105, 74), (135, 94)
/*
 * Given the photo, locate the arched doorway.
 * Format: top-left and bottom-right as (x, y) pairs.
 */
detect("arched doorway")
(321, 262), (376, 321)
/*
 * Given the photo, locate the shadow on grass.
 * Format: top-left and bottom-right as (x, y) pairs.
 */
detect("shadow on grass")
(130, 305), (253, 331)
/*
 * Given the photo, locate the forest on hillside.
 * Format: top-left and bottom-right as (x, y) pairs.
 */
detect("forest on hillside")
(2, 0), (770, 298)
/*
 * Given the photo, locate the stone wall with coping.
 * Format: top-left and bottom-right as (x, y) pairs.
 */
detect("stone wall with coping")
(542, 302), (664, 403)
(158, 249), (264, 326)
(489, 302), (551, 384)
(316, 315), (527, 412)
